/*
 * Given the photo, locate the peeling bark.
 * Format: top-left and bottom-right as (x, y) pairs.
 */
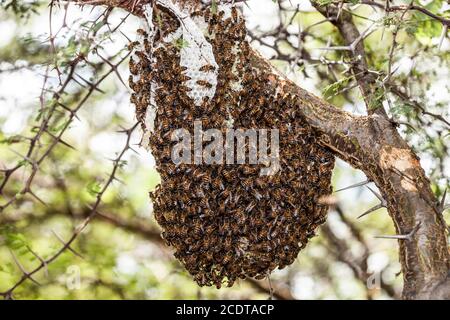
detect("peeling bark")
(70, 0), (450, 299)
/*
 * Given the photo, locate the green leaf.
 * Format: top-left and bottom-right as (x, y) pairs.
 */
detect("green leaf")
(87, 180), (102, 196)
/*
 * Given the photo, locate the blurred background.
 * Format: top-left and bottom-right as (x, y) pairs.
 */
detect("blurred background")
(0, 0), (449, 299)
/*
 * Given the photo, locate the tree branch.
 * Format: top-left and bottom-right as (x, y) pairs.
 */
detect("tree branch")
(361, 0), (450, 27)
(62, 0), (450, 299)
(310, 1), (450, 299)
(311, 1), (387, 117)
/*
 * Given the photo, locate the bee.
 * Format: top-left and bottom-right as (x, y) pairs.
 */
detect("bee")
(143, 38), (151, 52)
(129, 58), (139, 76)
(203, 7), (211, 22)
(178, 74), (191, 82)
(193, 222), (203, 237)
(184, 254), (199, 269)
(191, 168), (204, 181)
(222, 170), (234, 182)
(173, 65), (188, 74)
(127, 41), (140, 51)
(183, 112), (193, 122)
(245, 202), (257, 213)
(223, 234), (233, 249)
(243, 166), (258, 175)
(178, 85), (192, 94)
(164, 177), (176, 189)
(163, 210), (176, 222)
(165, 162), (176, 175)
(137, 28), (148, 37)
(180, 179), (191, 192)
(199, 64), (216, 72)
(205, 225), (216, 236)
(160, 118), (171, 132)
(255, 273), (266, 280)
(242, 72), (253, 85)
(231, 7), (239, 23)
(203, 249), (215, 262)
(241, 178), (253, 189)
(200, 197), (209, 208)
(151, 132), (164, 146)
(214, 281), (223, 290)
(163, 107), (174, 117)
(196, 80), (213, 88)
(222, 17), (233, 31)
(217, 200), (227, 214)
(134, 50), (148, 61)
(128, 75), (137, 91)
(130, 93), (138, 105)
(184, 204), (196, 216)
(212, 178), (223, 190)
(248, 106), (260, 117)
(200, 115), (210, 127)
(235, 209), (246, 226)
(222, 253), (233, 265)
(201, 174), (211, 185)
(163, 146), (174, 160)
(230, 222), (241, 235)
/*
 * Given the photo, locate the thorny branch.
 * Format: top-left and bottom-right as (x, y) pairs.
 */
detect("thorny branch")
(0, 4), (135, 298)
(1, 0), (449, 299)
(0, 203), (295, 299)
(360, 0), (450, 27)
(323, 205), (398, 299)
(0, 122), (139, 299)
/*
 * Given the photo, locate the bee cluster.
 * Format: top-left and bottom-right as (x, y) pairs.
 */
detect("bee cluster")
(129, 3), (335, 288)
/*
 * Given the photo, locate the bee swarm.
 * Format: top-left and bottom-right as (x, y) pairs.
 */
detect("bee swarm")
(129, 2), (335, 288)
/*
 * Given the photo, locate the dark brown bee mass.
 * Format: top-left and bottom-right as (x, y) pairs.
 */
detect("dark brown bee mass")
(129, 5), (335, 288)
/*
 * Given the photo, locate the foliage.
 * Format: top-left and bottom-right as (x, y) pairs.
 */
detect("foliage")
(0, 0), (448, 300)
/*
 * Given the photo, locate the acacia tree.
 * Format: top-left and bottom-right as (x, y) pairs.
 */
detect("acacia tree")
(0, 0), (449, 299)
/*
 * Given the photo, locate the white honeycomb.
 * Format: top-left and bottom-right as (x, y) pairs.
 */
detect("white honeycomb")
(218, 4), (232, 19)
(132, 4), (156, 150)
(155, 0), (219, 106)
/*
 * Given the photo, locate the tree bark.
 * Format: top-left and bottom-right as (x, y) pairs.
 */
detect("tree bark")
(70, 0), (450, 299)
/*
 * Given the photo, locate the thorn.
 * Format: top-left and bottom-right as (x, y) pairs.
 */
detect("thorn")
(336, 0), (344, 20)
(317, 23), (375, 53)
(116, 126), (128, 134)
(438, 25), (447, 50)
(56, 102), (81, 121)
(439, 188), (447, 212)
(8, 148), (35, 166)
(27, 189), (48, 207)
(51, 230), (84, 259)
(128, 147), (140, 155)
(120, 30), (132, 43)
(317, 45), (352, 52)
(9, 249), (41, 286)
(357, 203), (384, 219)
(357, 186), (387, 219)
(26, 245), (48, 277)
(366, 186), (386, 204)
(396, 121), (416, 132)
(375, 222), (421, 241)
(75, 73), (106, 94)
(111, 175), (125, 185)
(390, 167), (416, 184)
(96, 53), (128, 89)
(335, 179), (370, 192)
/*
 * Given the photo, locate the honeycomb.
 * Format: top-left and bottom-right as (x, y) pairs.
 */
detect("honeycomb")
(129, 2), (335, 288)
